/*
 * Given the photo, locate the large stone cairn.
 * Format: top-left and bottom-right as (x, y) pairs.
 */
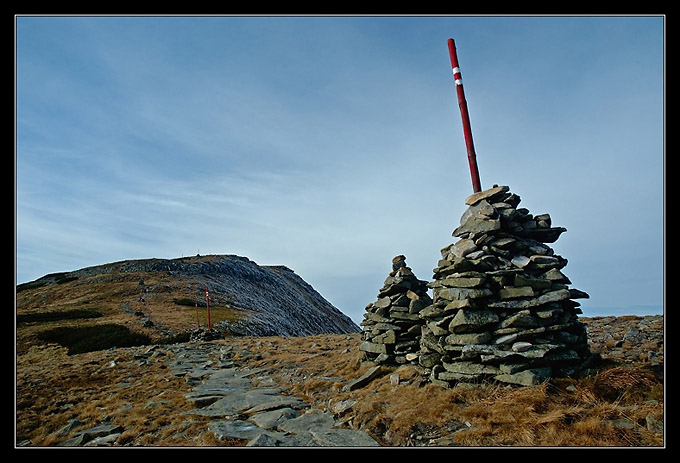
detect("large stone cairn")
(360, 255), (432, 365)
(418, 185), (592, 387)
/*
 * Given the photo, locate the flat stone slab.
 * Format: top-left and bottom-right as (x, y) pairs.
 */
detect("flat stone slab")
(465, 185), (510, 205)
(184, 391), (250, 418)
(242, 394), (308, 414)
(246, 432), (304, 447)
(186, 367), (214, 379)
(208, 420), (270, 441)
(249, 407), (300, 429)
(172, 343), (383, 447)
(277, 409), (337, 434)
(342, 365), (383, 391)
(185, 394), (223, 408)
(309, 428), (380, 447)
(59, 424), (124, 447)
(207, 414), (379, 447)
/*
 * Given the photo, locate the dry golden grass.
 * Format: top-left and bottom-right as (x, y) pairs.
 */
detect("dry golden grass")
(18, 269), (241, 324)
(220, 334), (663, 447)
(15, 270), (664, 448)
(16, 331), (664, 447)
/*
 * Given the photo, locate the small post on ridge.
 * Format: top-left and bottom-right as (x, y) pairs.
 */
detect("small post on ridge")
(205, 285), (211, 330)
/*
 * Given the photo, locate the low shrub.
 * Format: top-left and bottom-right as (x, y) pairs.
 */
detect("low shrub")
(17, 309), (103, 325)
(16, 280), (47, 293)
(16, 272), (78, 293)
(173, 297), (206, 307)
(155, 331), (192, 345)
(37, 324), (151, 355)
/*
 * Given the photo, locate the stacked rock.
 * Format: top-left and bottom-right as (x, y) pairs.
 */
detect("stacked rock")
(360, 255), (433, 365)
(418, 185), (592, 387)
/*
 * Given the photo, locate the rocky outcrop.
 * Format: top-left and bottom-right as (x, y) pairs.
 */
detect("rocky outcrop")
(417, 185), (592, 386)
(581, 315), (663, 372)
(22, 255), (360, 337)
(359, 255), (431, 365)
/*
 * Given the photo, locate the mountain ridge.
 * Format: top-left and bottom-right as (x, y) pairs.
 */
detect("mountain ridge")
(16, 254), (360, 340)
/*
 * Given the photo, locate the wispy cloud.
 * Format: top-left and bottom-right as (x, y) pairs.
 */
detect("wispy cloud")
(16, 16), (664, 323)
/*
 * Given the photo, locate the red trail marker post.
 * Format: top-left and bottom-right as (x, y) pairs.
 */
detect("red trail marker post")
(447, 38), (482, 193)
(195, 293), (200, 329)
(205, 285), (211, 330)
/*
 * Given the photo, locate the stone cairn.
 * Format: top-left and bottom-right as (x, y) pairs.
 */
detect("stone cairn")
(360, 255), (432, 365)
(418, 185), (592, 386)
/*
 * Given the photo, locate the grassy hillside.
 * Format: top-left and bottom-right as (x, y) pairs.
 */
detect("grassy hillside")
(16, 265), (252, 354)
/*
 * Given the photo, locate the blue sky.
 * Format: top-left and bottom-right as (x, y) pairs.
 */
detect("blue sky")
(15, 15), (665, 324)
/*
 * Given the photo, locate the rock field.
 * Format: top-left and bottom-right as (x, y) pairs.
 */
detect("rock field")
(580, 315), (663, 371)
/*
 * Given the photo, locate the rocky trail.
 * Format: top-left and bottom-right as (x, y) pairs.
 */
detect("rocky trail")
(16, 330), (384, 448)
(169, 340), (378, 447)
(16, 315), (664, 448)
(55, 340), (379, 447)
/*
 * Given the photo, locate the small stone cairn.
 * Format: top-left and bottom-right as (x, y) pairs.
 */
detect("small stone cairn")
(360, 255), (432, 365)
(418, 185), (592, 386)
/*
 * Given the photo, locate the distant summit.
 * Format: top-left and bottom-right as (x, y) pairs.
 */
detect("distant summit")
(17, 254), (360, 338)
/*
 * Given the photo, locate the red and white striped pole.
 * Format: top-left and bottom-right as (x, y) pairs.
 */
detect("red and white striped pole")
(205, 284), (211, 330)
(447, 38), (482, 193)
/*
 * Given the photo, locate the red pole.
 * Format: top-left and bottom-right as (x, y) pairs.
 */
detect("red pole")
(205, 285), (211, 330)
(447, 38), (482, 193)
(195, 293), (200, 328)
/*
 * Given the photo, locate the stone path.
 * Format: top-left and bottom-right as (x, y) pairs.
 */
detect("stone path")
(42, 316), (662, 447)
(169, 341), (380, 447)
